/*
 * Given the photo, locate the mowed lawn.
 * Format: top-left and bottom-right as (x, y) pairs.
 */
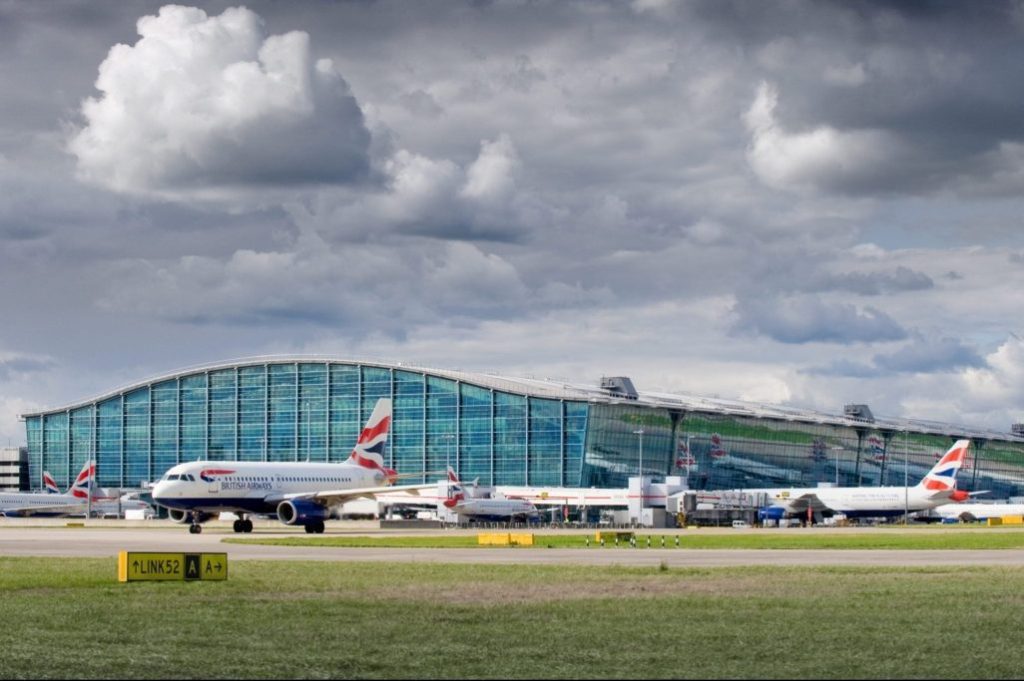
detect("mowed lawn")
(3, 558), (1024, 679)
(223, 527), (1024, 550)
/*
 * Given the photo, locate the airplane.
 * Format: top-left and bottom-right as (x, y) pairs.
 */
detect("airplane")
(152, 398), (432, 534)
(43, 471), (60, 494)
(0, 462), (95, 517)
(442, 466), (539, 522)
(705, 433), (803, 484)
(744, 439), (974, 521)
(89, 490), (155, 519)
(931, 501), (1024, 522)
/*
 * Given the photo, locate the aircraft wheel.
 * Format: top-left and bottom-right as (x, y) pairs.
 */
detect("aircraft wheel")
(304, 524), (315, 534)
(189, 524), (202, 535)
(315, 521), (325, 534)
(232, 519), (243, 533)
(243, 519), (254, 533)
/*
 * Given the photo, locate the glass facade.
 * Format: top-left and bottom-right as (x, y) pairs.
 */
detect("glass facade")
(21, 360), (1024, 500)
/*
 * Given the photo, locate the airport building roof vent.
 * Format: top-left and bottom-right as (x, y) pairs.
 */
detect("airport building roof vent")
(844, 404), (875, 422)
(1013, 423), (1024, 438)
(600, 376), (639, 400)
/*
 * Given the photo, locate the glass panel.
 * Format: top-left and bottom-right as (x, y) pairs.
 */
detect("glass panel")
(393, 370), (426, 480)
(268, 363), (297, 461)
(124, 388), (150, 487)
(209, 369), (236, 460)
(97, 398), (121, 488)
(43, 412), (69, 489)
(298, 363), (328, 462)
(460, 383), (491, 485)
(152, 380), (178, 474)
(180, 375), (206, 462)
(238, 366), (266, 462)
(494, 392), (526, 485)
(426, 376), (457, 480)
(329, 364), (359, 461)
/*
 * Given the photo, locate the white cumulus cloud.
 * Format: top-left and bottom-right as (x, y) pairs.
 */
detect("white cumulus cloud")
(744, 81), (903, 193)
(68, 4), (371, 201)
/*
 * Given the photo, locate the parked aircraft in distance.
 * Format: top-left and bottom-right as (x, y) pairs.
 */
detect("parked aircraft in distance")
(932, 501), (1024, 522)
(0, 462), (95, 517)
(152, 398), (432, 534)
(441, 467), (539, 521)
(705, 433), (803, 484)
(89, 490), (155, 519)
(43, 471), (60, 494)
(747, 440), (975, 520)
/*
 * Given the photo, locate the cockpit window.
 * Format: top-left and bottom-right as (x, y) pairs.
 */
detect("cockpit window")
(167, 474), (180, 481)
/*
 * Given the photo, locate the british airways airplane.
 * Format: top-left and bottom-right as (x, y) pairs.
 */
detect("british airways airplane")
(0, 461), (95, 517)
(752, 439), (974, 520)
(152, 398), (430, 534)
(442, 467), (539, 521)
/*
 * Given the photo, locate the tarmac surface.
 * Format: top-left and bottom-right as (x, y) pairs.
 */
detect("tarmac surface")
(4, 519), (1024, 567)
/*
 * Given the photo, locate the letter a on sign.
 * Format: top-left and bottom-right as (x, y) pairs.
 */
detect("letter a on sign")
(184, 554), (201, 580)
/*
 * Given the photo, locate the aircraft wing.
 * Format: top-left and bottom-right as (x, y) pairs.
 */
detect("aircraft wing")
(0, 503), (86, 517)
(271, 483), (434, 507)
(771, 492), (830, 514)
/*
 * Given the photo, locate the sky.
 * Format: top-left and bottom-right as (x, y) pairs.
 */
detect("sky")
(3, 0), (1024, 444)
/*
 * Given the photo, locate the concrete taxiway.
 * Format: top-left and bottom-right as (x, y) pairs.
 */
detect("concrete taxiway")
(3, 520), (1024, 567)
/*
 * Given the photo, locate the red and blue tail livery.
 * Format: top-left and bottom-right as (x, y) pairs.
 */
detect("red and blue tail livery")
(42, 472), (60, 494)
(152, 397), (432, 534)
(920, 440), (970, 493)
(347, 399), (397, 483)
(70, 462), (95, 499)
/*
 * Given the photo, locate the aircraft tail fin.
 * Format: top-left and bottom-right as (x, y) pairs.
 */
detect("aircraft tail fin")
(42, 472), (60, 494)
(346, 398), (397, 483)
(443, 466), (465, 508)
(915, 440), (970, 495)
(69, 461), (95, 499)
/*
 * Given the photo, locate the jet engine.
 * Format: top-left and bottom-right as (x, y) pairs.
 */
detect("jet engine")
(168, 508), (213, 524)
(276, 499), (330, 526)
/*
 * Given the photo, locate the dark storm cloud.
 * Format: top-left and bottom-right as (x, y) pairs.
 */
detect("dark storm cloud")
(3, 1), (1024, 441)
(696, 0), (1024, 195)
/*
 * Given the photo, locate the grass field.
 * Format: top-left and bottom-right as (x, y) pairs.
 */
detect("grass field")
(223, 527), (1024, 550)
(3, 557), (1024, 679)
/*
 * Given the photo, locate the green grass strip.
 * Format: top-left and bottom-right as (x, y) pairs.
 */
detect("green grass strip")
(224, 528), (1024, 550)
(2, 557), (1023, 679)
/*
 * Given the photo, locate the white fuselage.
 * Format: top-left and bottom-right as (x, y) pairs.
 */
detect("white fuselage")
(448, 496), (538, 519)
(747, 484), (953, 517)
(933, 503), (1024, 520)
(0, 492), (87, 517)
(151, 460), (387, 515)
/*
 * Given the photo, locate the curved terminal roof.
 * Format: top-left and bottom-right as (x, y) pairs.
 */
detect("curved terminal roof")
(20, 354), (1024, 444)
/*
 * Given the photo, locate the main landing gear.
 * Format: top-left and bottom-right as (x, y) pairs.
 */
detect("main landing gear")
(232, 517), (254, 533)
(303, 521), (326, 534)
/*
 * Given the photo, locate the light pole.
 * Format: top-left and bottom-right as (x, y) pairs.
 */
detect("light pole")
(633, 428), (644, 510)
(903, 431), (909, 525)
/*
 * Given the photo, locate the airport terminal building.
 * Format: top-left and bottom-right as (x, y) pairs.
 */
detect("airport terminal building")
(20, 357), (1024, 498)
